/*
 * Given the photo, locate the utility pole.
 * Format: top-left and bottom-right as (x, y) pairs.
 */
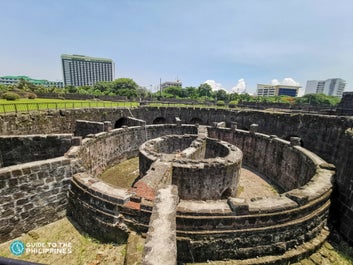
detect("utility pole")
(159, 78), (162, 98)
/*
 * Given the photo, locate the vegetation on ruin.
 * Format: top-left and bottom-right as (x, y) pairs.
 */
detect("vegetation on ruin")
(0, 218), (126, 265)
(0, 98), (138, 113)
(98, 157), (139, 188)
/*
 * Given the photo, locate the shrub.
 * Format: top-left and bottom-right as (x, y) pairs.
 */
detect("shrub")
(216, 100), (225, 106)
(2, 92), (20, 101)
(229, 100), (238, 108)
(27, 92), (37, 99)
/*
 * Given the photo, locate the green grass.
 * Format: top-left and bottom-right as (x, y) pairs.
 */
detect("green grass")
(0, 98), (139, 113)
(99, 157), (139, 189)
(147, 102), (232, 109)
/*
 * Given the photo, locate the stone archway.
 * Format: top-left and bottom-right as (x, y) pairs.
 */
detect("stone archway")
(152, 117), (167, 124)
(115, 117), (128, 128)
(190, 117), (203, 124)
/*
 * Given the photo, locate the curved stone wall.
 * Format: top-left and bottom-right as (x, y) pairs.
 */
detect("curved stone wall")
(139, 135), (243, 200)
(67, 124), (334, 262)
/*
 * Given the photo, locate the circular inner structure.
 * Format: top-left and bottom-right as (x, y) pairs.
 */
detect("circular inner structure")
(138, 134), (243, 200)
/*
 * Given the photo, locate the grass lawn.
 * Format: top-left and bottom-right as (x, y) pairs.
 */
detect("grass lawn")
(0, 98), (139, 113)
(98, 157), (139, 189)
(147, 102), (230, 109)
(0, 217), (127, 265)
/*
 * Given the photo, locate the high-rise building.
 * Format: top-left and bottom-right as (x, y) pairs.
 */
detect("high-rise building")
(305, 78), (346, 97)
(257, 84), (300, 97)
(0, 75), (63, 88)
(61, 54), (114, 87)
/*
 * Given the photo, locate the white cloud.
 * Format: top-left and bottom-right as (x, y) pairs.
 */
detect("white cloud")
(271, 77), (300, 86)
(203, 80), (227, 92)
(271, 79), (280, 85)
(231, 78), (247, 94)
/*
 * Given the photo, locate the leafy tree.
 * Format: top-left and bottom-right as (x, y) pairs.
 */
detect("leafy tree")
(229, 92), (239, 102)
(198, 83), (213, 98)
(239, 93), (251, 102)
(16, 78), (37, 92)
(296, 93), (340, 106)
(108, 78), (139, 98)
(184, 86), (198, 99)
(93, 81), (112, 94)
(215, 89), (228, 101)
(163, 86), (184, 98)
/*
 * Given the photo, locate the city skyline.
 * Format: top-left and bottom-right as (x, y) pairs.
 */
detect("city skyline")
(0, 0), (352, 94)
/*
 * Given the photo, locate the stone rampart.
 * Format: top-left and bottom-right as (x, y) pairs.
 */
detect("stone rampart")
(1, 106), (353, 244)
(0, 157), (72, 243)
(0, 134), (80, 168)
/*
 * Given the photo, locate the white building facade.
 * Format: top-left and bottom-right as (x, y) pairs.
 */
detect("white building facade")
(257, 84), (300, 97)
(305, 78), (346, 97)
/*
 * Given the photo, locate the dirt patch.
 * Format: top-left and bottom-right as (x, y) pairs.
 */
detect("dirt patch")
(237, 167), (279, 199)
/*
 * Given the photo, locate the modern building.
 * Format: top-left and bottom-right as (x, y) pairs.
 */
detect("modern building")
(257, 84), (300, 97)
(0, 75), (63, 88)
(160, 80), (182, 90)
(305, 78), (346, 97)
(61, 54), (114, 87)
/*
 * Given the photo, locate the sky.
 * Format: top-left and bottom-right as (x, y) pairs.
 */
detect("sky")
(1, 0), (352, 94)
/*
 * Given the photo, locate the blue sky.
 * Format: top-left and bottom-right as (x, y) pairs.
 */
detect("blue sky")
(1, 0), (352, 94)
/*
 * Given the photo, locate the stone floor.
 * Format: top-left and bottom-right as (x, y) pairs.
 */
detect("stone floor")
(237, 167), (280, 199)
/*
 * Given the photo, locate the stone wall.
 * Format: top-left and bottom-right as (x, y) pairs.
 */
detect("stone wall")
(143, 185), (178, 265)
(0, 157), (72, 243)
(0, 108), (132, 135)
(74, 120), (113, 138)
(336, 92), (353, 116)
(73, 125), (197, 178)
(1, 106), (353, 243)
(208, 128), (317, 191)
(0, 134), (80, 168)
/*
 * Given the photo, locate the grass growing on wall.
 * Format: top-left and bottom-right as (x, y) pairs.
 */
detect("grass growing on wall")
(0, 98), (139, 113)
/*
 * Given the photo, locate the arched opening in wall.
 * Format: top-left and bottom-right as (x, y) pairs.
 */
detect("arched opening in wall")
(221, 187), (232, 199)
(152, 117), (167, 124)
(115, 117), (128, 128)
(285, 135), (304, 147)
(190, 117), (203, 125)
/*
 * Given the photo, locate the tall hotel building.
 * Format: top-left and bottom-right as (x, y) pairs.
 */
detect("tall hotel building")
(61, 54), (114, 87)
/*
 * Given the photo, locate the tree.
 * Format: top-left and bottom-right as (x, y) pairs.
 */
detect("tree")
(184, 86), (198, 99)
(16, 78), (37, 92)
(198, 83), (213, 98)
(94, 81), (112, 94)
(215, 89), (228, 101)
(163, 86), (184, 98)
(296, 93), (340, 106)
(110, 78), (139, 98)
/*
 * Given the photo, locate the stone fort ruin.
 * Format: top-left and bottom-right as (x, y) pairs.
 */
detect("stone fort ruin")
(0, 105), (352, 264)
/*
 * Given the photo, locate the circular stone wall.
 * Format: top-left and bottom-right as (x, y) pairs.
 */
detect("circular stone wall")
(67, 124), (334, 263)
(139, 135), (243, 200)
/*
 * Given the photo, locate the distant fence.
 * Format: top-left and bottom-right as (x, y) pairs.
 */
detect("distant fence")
(0, 101), (137, 114)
